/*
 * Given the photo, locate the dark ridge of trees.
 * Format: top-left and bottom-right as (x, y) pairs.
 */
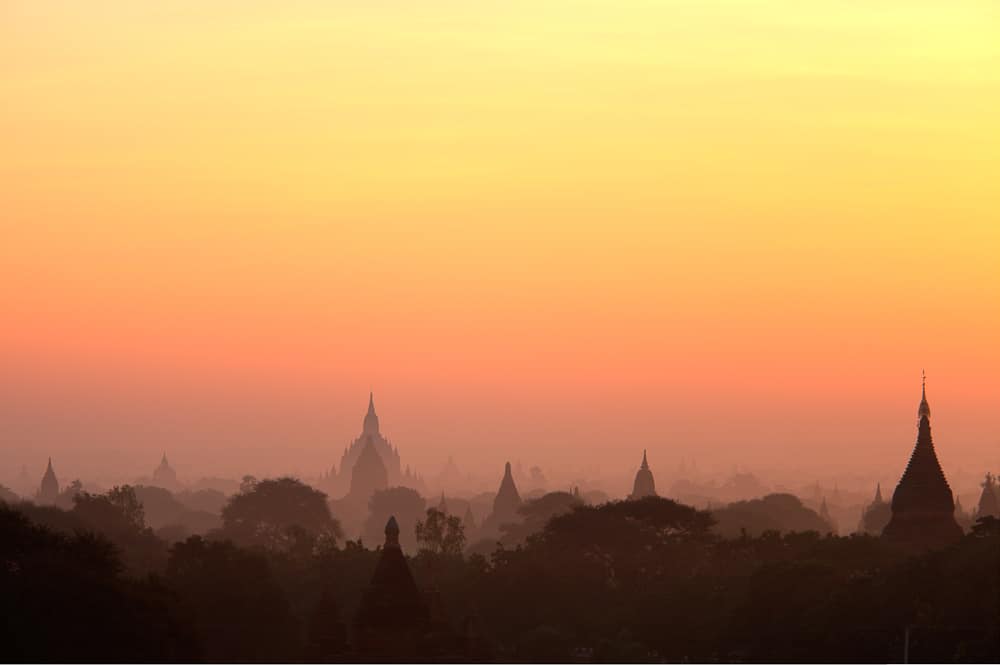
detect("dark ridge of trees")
(166, 536), (300, 662)
(2, 488), (998, 662)
(711, 492), (833, 538)
(0, 504), (198, 662)
(217, 476), (342, 553)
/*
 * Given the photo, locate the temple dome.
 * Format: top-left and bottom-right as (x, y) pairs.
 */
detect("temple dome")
(629, 450), (657, 500)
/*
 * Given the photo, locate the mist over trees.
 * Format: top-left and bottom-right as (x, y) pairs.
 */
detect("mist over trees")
(2, 480), (998, 662)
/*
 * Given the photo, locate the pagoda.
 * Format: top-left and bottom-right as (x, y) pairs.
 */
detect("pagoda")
(975, 472), (999, 520)
(491, 461), (522, 524)
(36, 458), (59, 505)
(629, 450), (657, 499)
(353, 516), (431, 657)
(152, 453), (179, 490)
(882, 374), (963, 548)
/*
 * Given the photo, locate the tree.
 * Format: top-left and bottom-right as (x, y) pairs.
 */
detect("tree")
(166, 536), (298, 662)
(219, 477), (341, 553)
(416, 507), (466, 555)
(711, 493), (831, 538)
(362, 487), (426, 552)
(71, 485), (167, 574)
(0, 504), (197, 661)
(500, 490), (583, 546)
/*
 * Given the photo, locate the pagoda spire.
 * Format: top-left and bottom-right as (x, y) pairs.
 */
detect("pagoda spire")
(918, 369), (931, 419)
(874, 482), (883, 504)
(641, 449), (649, 470)
(883, 373), (962, 548)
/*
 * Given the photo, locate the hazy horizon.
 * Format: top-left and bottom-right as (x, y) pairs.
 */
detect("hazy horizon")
(3, 2), (998, 497)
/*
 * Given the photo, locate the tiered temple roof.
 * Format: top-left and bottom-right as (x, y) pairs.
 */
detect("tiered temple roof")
(882, 375), (963, 548)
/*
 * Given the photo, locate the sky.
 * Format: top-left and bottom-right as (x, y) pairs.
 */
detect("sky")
(1, 1), (998, 492)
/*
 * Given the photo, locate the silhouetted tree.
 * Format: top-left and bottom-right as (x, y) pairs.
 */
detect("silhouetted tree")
(219, 477), (341, 553)
(362, 486), (426, 552)
(166, 536), (299, 662)
(500, 490), (582, 546)
(416, 507), (466, 555)
(712, 493), (832, 538)
(0, 504), (197, 661)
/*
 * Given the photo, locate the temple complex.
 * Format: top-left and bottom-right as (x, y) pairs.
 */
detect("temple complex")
(882, 375), (963, 548)
(629, 450), (657, 499)
(322, 393), (424, 498)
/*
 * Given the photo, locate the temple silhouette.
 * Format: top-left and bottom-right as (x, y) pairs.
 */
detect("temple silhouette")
(151, 453), (179, 491)
(882, 375), (963, 548)
(629, 449), (657, 499)
(858, 482), (891, 535)
(350, 516), (470, 660)
(322, 393), (424, 497)
(975, 472), (999, 520)
(36, 458), (59, 505)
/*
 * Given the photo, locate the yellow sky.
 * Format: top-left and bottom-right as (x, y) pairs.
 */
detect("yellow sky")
(1, 1), (998, 482)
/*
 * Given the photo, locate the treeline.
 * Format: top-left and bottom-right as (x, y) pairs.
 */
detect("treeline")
(1, 479), (998, 662)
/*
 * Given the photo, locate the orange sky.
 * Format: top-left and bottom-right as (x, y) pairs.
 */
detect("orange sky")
(1, 1), (998, 490)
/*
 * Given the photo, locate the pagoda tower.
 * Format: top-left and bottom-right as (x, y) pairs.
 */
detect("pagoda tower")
(858, 482), (891, 535)
(882, 374), (963, 548)
(491, 462), (522, 524)
(975, 472), (999, 519)
(629, 450), (657, 499)
(152, 453), (179, 490)
(353, 516), (431, 657)
(37, 458), (59, 505)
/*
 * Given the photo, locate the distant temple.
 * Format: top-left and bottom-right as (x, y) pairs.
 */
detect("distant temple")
(858, 482), (891, 535)
(882, 375), (963, 548)
(323, 393), (423, 498)
(629, 450), (657, 499)
(491, 462), (522, 524)
(975, 472), (999, 520)
(36, 458), (59, 505)
(151, 453), (179, 490)
(348, 437), (389, 502)
(819, 497), (838, 533)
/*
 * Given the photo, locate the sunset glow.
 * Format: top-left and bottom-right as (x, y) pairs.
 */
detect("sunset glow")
(2, 1), (998, 483)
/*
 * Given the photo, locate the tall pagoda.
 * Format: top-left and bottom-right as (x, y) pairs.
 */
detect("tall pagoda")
(629, 450), (657, 500)
(882, 374), (963, 548)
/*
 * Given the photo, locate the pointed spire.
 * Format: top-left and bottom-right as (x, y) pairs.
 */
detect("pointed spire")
(640, 449), (649, 470)
(362, 391), (380, 437)
(874, 482), (883, 504)
(918, 370), (931, 419)
(46, 457), (53, 472)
